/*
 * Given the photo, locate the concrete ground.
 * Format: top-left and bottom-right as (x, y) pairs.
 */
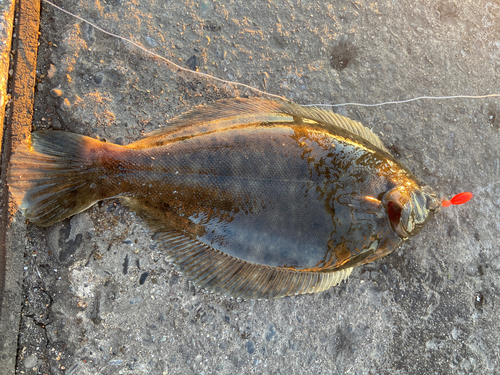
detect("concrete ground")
(10, 0), (500, 374)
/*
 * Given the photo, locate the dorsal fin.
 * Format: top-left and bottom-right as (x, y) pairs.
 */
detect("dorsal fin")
(275, 101), (389, 152)
(126, 98), (389, 152)
(126, 98), (291, 149)
(120, 197), (352, 299)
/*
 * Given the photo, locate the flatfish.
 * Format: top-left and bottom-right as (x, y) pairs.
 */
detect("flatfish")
(8, 98), (441, 299)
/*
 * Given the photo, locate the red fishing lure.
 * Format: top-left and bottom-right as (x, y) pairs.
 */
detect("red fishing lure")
(441, 192), (473, 207)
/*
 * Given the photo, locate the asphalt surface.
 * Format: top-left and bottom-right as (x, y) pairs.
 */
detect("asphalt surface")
(8, 0), (500, 374)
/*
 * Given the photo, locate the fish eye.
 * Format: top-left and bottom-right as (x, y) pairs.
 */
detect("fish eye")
(426, 195), (440, 211)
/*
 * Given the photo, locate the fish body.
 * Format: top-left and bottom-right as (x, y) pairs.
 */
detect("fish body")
(8, 98), (441, 299)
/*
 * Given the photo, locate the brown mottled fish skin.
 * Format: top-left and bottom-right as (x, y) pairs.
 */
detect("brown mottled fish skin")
(7, 98), (441, 299)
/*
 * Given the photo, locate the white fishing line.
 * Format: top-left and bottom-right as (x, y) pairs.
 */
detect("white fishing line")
(304, 94), (500, 107)
(474, 180), (500, 195)
(42, 0), (500, 109)
(42, 0), (286, 101)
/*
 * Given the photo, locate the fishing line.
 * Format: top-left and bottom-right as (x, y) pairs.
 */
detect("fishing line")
(42, 0), (500, 109)
(304, 94), (500, 107)
(41, 0), (500, 207)
(42, 0), (286, 101)
(473, 180), (500, 195)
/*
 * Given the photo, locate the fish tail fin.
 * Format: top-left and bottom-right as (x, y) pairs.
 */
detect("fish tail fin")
(8, 131), (108, 227)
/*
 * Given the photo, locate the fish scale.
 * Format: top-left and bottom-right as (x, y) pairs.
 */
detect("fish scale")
(7, 98), (441, 299)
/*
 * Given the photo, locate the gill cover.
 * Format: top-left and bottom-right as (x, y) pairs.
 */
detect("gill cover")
(383, 185), (440, 238)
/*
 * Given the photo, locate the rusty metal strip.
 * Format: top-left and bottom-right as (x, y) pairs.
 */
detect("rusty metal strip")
(0, 0), (40, 372)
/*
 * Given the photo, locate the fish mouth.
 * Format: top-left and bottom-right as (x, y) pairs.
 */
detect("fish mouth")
(382, 187), (411, 239)
(386, 200), (409, 238)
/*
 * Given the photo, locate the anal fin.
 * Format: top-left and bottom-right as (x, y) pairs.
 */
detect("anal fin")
(157, 229), (352, 299)
(123, 197), (352, 299)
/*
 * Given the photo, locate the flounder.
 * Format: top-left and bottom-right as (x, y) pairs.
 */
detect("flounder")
(8, 98), (441, 299)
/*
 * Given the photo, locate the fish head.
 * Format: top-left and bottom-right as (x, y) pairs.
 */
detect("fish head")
(382, 184), (441, 239)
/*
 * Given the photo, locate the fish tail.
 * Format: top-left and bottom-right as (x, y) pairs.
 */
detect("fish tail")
(8, 131), (115, 227)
